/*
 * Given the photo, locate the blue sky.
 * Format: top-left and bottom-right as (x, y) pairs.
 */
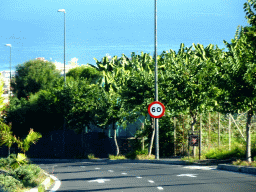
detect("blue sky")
(0, 0), (249, 71)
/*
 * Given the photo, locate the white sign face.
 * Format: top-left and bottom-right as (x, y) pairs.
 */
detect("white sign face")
(150, 104), (163, 116)
(148, 101), (165, 118)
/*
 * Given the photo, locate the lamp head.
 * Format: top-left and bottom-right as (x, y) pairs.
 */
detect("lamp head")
(58, 9), (65, 13)
(5, 44), (11, 47)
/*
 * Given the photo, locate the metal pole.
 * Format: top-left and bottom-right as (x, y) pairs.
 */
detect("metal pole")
(199, 114), (202, 160)
(63, 11), (66, 158)
(174, 117), (176, 156)
(154, 0), (159, 160)
(9, 46), (11, 99)
(64, 11), (66, 85)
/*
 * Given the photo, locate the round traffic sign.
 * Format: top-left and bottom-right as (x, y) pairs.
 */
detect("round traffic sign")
(148, 101), (165, 118)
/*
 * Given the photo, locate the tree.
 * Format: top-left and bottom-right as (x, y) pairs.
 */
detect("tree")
(161, 43), (223, 157)
(94, 54), (135, 156)
(66, 65), (103, 84)
(0, 73), (5, 113)
(119, 52), (161, 155)
(217, 25), (256, 163)
(11, 59), (61, 99)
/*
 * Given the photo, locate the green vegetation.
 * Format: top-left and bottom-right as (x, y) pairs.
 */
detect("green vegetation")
(0, 156), (52, 192)
(232, 159), (256, 167)
(1, 0), (256, 167)
(87, 154), (99, 160)
(108, 154), (127, 160)
(11, 59), (61, 100)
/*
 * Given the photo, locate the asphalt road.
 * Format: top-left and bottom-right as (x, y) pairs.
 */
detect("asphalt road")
(32, 160), (256, 192)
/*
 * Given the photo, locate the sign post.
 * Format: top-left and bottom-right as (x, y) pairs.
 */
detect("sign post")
(188, 130), (200, 160)
(148, 101), (165, 160)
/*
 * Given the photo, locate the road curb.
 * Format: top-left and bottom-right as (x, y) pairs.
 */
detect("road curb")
(217, 164), (256, 175)
(106, 159), (188, 165)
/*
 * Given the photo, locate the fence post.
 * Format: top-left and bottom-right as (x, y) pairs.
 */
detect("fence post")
(229, 114), (231, 150)
(218, 113), (220, 149)
(199, 114), (202, 160)
(174, 117), (176, 156)
(183, 115), (185, 156)
(208, 112), (211, 150)
(141, 123), (144, 151)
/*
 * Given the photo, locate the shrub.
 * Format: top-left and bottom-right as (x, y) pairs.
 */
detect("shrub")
(232, 159), (242, 165)
(14, 164), (41, 187)
(250, 161), (256, 167)
(126, 149), (148, 160)
(38, 183), (46, 192)
(239, 161), (250, 167)
(0, 158), (8, 168)
(87, 154), (98, 159)
(135, 154), (155, 160)
(204, 145), (245, 160)
(0, 174), (23, 192)
(108, 154), (126, 160)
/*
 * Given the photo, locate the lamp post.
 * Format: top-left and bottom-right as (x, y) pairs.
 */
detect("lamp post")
(154, 0), (159, 160)
(58, 9), (66, 85)
(58, 9), (66, 158)
(5, 44), (11, 99)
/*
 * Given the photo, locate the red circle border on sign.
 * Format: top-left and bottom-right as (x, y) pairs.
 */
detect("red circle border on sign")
(148, 101), (165, 118)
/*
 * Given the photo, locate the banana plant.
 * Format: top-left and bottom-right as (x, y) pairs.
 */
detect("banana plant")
(8, 152), (28, 170)
(0, 122), (16, 157)
(14, 128), (42, 155)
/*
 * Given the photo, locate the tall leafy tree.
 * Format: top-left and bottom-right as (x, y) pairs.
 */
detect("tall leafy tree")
(218, 25), (256, 162)
(11, 59), (61, 99)
(162, 43), (222, 157)
(66, 65), (103, 84)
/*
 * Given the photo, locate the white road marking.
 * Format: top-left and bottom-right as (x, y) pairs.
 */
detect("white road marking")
(177, 174), (198, 177)
(148, 180), (155, 183)
(157, 186), (164, 190)
(108, 170), (114, 172)
(80, 166), (86, 168)
(88, 179), (110, 183)
(49, 174), (61, 192)
(95, 168), (101, 170)
(136, 176), (142, 178)
(122, 173), (127, 175)
(183, 166), (216, 170)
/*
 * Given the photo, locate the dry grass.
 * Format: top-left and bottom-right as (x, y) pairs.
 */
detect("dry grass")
(232, 159), (256, 167)
(135, 154), (155, 160)
(108, 154), (127, 160)
(87, 154), (99, 160)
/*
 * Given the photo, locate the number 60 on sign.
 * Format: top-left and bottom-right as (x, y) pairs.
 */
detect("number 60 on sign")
(148, 101), (165, 118)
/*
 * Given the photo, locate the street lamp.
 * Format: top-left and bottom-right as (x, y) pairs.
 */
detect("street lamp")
(5, 44), (11, 99)
(154, 0), (159, 160)
(58, 9), (66, 85)
(58, 9), (66, 158)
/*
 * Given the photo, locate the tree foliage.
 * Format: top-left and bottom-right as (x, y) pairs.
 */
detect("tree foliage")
(11, 59), (61, 99)
(66, 65), (103, 84)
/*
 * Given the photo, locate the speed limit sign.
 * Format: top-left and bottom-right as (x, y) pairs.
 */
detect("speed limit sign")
(148, 101), (165, 118)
